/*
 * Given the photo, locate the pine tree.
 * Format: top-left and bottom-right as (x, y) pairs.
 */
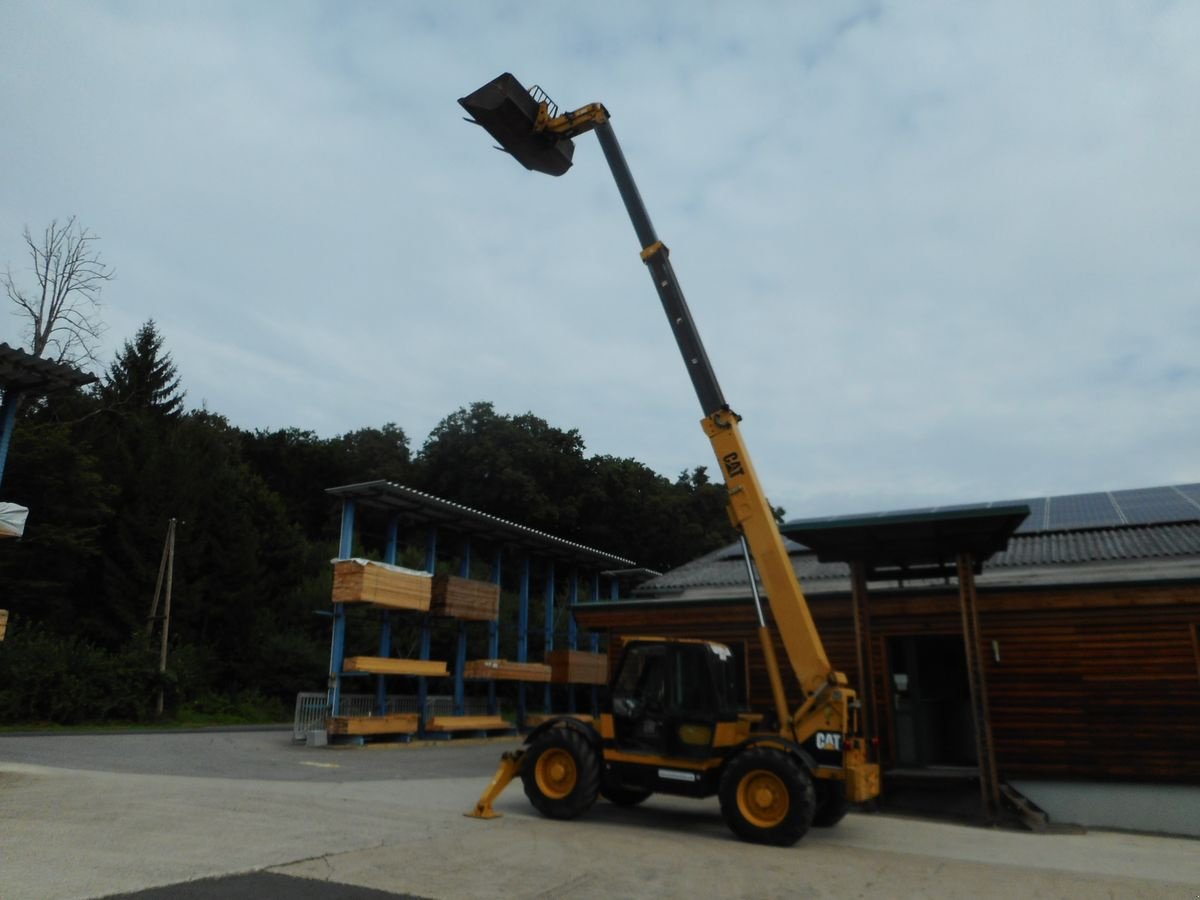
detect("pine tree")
(101, 319), (184, 417)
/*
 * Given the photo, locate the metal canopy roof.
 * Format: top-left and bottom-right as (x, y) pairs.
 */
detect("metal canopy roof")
(780, 503), (1031, 581)
(326, 480), (640, 569)
(0, 343), (97, 393)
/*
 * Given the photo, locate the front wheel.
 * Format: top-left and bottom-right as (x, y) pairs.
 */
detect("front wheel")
(520, 726), (601, 819)
(718, 747), (815, 846)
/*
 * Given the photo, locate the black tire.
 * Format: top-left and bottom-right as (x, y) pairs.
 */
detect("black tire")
(811, 779), (849, 827)
(718, 747), (815, 846)
(520, 726), (601, 820)
(600, 785), (653, 807)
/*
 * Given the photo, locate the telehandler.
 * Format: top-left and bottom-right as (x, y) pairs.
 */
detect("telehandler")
(459, 73), (880, 846)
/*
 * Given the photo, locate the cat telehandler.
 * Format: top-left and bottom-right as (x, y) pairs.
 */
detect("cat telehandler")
(459, 73), (880, 846)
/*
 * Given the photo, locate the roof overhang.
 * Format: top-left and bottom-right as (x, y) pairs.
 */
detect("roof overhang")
(781, 503), (1031, 581)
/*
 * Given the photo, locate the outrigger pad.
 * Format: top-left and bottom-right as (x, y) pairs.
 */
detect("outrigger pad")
(458, 72), (575, 176)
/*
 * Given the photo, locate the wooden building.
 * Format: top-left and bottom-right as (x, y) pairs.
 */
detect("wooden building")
(575, 484), (1200, 825)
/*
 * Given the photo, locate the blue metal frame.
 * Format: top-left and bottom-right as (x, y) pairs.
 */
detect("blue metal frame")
(418, 526), (437, 734)
(328, 499), (356, 718)
(488, 548), (502, 715)
(566, 569), (579, 713)
(517, 554), (531, 726)
(0, 389), (23, 490)
(373, 517), (401, 715)
(454, 538), (472, 715)
(543, 561), (555, 713)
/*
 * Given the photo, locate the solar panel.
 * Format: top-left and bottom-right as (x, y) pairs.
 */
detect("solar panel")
(1012, 498), (1048, 532)
(1111, 486), (1200, 525)
(1045, 492), (1122, 530)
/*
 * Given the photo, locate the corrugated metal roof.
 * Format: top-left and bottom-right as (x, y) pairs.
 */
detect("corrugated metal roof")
(0, 343), (97, 393)
(326, 480), (642, 569)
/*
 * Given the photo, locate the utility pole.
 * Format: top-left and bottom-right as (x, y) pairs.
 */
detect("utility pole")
(147, 518), (177, 717)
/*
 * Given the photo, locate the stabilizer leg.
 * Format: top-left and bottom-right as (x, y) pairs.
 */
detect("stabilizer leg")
(465, 748), (526, 819)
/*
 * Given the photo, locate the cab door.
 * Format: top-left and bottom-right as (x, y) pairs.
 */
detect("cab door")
(611, 641), (736, 760)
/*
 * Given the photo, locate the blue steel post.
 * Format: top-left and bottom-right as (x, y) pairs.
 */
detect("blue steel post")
(517, 554), (531, 727)
(567, 568), (579, 713)
(454, 538), (471, 715)
(419, 527), (437, 734)
(328, 499), (356, 718)
(590, 572), (602, 714)
(543, 561), (555, 713)
(375, 517), (400, 715)
(488, 549), (502, 715)
(0, 389), (24, 490)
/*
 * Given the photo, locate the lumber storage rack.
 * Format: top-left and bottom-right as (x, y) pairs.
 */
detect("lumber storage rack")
(322, 481), (651, 743)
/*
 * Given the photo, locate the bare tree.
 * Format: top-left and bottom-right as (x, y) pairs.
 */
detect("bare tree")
(3, 216), (113, 364)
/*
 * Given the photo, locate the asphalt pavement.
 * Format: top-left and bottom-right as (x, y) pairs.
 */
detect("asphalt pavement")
(2, 728), (1198, 900)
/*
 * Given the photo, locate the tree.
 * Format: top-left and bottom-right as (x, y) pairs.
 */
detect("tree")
(3, 217), (112, 364)
(416, 402), (588, 532)
(101, 319), (185, 418)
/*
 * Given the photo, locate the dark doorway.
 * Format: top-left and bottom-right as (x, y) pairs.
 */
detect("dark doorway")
(888, 635), (975, 768)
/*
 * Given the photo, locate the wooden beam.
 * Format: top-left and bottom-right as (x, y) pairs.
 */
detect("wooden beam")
(426, 715), (511, 732)
(463, 659), (552, 682)
(343, 656), (448, 677)
(328, 713), (419, 735)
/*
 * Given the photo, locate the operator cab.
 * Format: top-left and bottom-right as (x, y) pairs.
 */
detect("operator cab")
(609, 638), (741, 759)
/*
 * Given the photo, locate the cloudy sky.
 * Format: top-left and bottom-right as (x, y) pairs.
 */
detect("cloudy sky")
(2, 1), (1197, 520)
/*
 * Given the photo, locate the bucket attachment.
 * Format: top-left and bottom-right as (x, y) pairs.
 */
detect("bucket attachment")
(458, 73), (575, 176)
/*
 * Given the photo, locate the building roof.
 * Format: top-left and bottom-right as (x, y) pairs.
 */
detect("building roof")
(634, 484), (1200, 601)
(0, 343), (97, 393)
(326, 480), (644, 570)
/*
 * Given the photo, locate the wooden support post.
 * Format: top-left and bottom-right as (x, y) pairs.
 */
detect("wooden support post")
(849, 560), (876, 755)
(154, 518), (177, 717)
(957, 551), (1001, 822)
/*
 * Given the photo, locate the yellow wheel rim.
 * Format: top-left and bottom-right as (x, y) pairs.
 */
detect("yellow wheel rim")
(737, 769), (789, 829)
(535, 748), (578, 800)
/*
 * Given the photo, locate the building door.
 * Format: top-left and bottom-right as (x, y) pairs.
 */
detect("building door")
(888, 635), (975, 768)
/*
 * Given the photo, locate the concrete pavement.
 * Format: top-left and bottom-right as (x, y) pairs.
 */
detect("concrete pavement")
(1, 730), (1197, 899)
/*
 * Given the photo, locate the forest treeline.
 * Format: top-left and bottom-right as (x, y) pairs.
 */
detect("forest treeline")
(0, 321), (736, 724)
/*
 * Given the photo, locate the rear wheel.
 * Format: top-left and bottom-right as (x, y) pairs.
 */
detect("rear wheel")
(521, 727), (600, 819)
(718, 747), (815, 846)
(600, 785), (652, 807)
(811, 779), (849, 827)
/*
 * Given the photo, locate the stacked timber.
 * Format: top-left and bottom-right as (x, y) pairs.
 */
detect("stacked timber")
(331, 558), (432, 611)
(463, 659), (552, 682)
(431, 574), (500, 621)
(0, 609), (7, 641)
(547, 649), (608, 685)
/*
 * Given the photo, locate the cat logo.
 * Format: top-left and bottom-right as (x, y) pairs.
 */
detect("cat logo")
(815, 732), (842, 752)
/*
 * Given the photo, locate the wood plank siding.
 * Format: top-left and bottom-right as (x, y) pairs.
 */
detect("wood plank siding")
(575, 581), (1200, 782)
